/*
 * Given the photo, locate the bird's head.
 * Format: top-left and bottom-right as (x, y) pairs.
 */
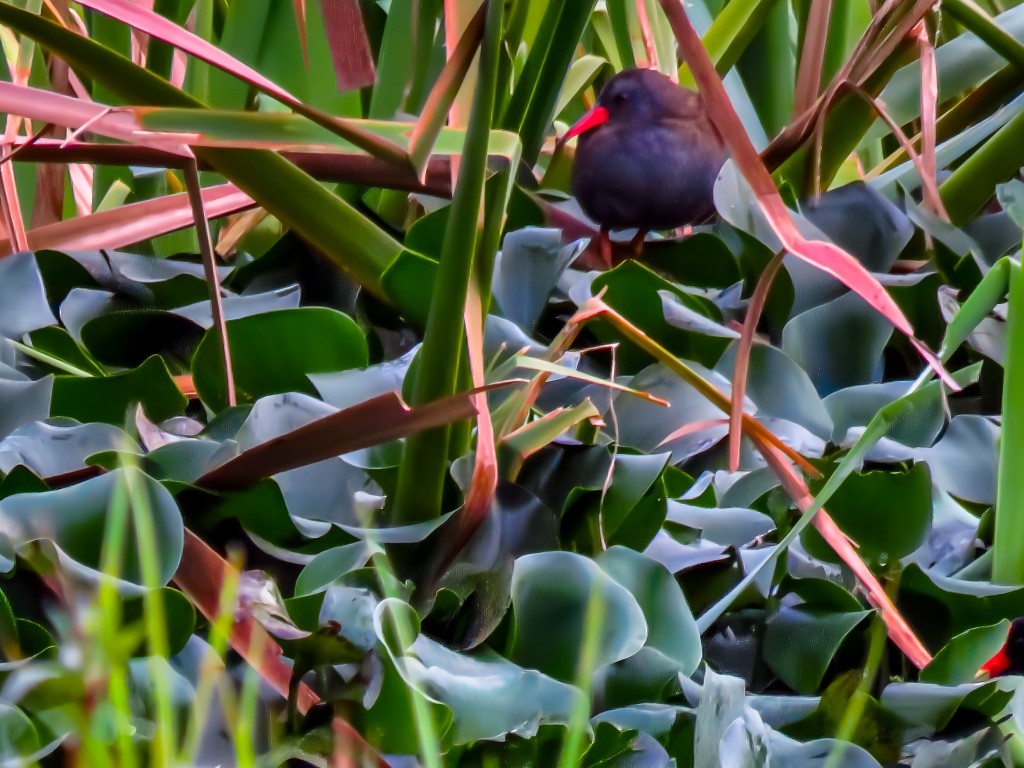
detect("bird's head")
(557, 67), (710, 148)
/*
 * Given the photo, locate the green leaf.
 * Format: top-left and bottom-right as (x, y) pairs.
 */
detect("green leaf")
(376, 598), (585, 744)
(0, 703), (40, 761)
(763, 606), (871, 693)
(0, 254), (57, 339)
(510, 551), (647, 683)
(0, 467), (183, 589)
(781, 292), (894, 397)
(597, 546), (702, 687)
(590, 261), (730, 372)
(0, 420), (133, 477)
(920, 621), (1009, 685)
(802, 463), (932, 568)
(192, 307), (368, 411)
(51, 355), (186, 425)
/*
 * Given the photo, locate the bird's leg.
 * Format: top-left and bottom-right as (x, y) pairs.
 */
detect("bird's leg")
(599, 226), (613, 269)
(628, 229), (648, 259)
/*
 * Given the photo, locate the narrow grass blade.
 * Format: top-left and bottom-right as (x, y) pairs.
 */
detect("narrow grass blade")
(182, 161), (235, 407)
(198, 383), (520, 491)
(0, 183), (253, 256)
(793, 0), (833, 114)
(728, 252), (783, 471)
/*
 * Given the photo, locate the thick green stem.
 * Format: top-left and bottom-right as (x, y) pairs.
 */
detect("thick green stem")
(993, 260), (1024, 583)
(392, 0), (503, 523)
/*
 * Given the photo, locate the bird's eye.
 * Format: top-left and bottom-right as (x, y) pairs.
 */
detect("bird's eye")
(612, 92), (628, 104)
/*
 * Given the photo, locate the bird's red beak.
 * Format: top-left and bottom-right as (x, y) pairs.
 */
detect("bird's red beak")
(557, 105), (610, 148)
(980, 646), (1011, 677)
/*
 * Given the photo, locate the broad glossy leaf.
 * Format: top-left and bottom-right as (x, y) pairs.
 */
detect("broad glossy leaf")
(192, 307), (368, 411)
(375, 597), (584, 744)
(802, 463), (932, 568)
(0, 420), (132, 477)
(667, 502), (775, 548)
(694, 667), (746, 768)
(880, 681), (1011, 733)
(763, 605), (870, 693)
(510, 551), (647, 683)
(0, 378), (52, 442)
(51, 355), (187, 425)
(782, 292), (894, 397)
(492, 228), (583, 335)
(824, 380), (945, 449)
(921, 621), (1009, 686)
(0, 254), (56, 340)
(589, 261), (730, 372)
(612, 364), (728, 464)
(595, 546), (702, 705)
(914, 415), (999, 505)
(425, 481), (559, 650)
(715, 343), (833, 440)
(0, 468), (183, 590)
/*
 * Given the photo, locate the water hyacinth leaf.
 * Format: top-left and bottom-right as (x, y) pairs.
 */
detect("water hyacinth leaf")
(0, 421), (133, 478)
(51, 356), (187, 426)
(800, 186), (915, 277)
(492, 228), (583, 334)
(879, 681), (1012, 733)
(294, 542), (375, 596)
(802, 463), (932, 568)
(915, 415), (999, 505)
(310, 347), (416, 410)
(920, 621), (1010, 686)
(715, 343), (833, 439)
(693, 668), (746, 768)
(0, 468), (183, 589)
(0, 703), (41, 762)
(426, 481), (559, 650)
(782, 292), (895, 397)
(374, 598), (584, 744)
(0, 377), (52, 442)
(24, 328), (105, 377)
(0, 254), (57, 340)
(207, 393), (380, 537)
(192, 307), (368, 411)
(763, 606), (871, 693)
(590, 261), (730, 371)
(171, 285), (301, 328)
(823, 380), (946, 448)
(510, 551), (647, 683)
(597, 546), (702, 676)
(612, 364), (729, 463)
(899, 564), (1024, 637)
(666, 502), (775, 547)
(597, 453), (670, 547)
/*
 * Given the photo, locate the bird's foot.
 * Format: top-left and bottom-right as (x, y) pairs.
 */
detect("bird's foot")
(599, 227), (614, 269)
(628, 229), (648, 259)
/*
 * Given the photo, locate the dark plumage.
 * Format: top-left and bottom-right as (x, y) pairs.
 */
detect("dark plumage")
(561, 68), (726, 265)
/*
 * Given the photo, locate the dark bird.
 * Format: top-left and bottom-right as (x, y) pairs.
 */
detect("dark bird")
(979, 617), (1024, 677)
(559, 67), (727, 268)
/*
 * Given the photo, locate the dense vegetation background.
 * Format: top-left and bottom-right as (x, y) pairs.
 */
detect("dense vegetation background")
(0, 0), (1023, 765)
